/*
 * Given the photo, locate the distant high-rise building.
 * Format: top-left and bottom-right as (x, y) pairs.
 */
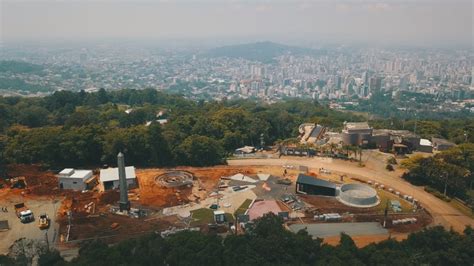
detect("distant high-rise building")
(335, 75), (342, 90)
(375, 77), (383, 91)
(369, 77), (377, 92)
(362, 71), (369, 86)
(250, 65), (263, 78)
(471, 66), (474, 87)
(79, 53), (87, 65)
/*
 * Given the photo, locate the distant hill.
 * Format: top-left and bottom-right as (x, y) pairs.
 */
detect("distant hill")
(205, 41), (323, 62)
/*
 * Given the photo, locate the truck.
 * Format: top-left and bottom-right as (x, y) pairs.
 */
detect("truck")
(38, 214), (50, 230)
(14, 203), (34, 223)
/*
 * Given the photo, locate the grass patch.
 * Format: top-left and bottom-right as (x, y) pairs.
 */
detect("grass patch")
(190, 208), (236, 226)
(234, 199), (253, 216)
(190, 208), (214, 226)
(424, 186), (451, 202)
(449, 199), (474, 219)
(224, 213), (235, 223)
(375, 190), (413, 214)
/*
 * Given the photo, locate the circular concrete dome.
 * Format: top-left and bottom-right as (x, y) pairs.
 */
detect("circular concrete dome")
(338, 183), (379, 207)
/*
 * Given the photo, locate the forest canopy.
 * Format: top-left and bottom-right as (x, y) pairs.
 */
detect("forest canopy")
(0, 88), (472, 169)
(1, 214), (473, 266)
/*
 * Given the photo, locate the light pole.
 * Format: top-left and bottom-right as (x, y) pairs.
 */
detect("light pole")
(443, 172), (448, 197)
(413, 112), (418, 135)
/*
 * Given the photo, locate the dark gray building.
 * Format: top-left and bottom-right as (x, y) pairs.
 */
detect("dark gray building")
(432, 138), (456, 151)
(341, 122), (373, 146)
(296, 174), (337, 196)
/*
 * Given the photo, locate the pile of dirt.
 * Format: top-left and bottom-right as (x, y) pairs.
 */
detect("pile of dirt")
(65, 213), (179, 244)
(100, 190), (120, 205)
(6, 164), (61, 196)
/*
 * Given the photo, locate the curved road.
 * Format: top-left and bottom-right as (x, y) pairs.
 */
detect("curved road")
(228, 156), (474, 232)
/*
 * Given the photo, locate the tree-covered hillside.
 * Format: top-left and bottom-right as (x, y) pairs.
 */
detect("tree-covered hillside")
(205, 41), (325, 62)
(0, 89), (362, 168)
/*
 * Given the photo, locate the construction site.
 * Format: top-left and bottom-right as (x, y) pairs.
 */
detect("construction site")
(0, 149), (472, 258)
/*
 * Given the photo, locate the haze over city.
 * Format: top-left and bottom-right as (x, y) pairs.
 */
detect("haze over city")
(0, 1), (473, 265)
(1, 0), (472, 47)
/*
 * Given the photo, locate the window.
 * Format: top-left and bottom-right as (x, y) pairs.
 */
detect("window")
(73, 181), (77, 184)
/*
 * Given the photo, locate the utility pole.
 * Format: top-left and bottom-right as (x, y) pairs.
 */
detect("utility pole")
(413, 112), (418, 135)
(383, 201), (389, 228)
(45, 230), (49, 250)
(443, 172), (448, 197)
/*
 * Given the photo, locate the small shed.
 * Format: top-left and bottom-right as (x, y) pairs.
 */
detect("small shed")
(432, 138), (456, 151)
(99, 166), (137, 190)
(214, 210), (225, 224)
(296, 174), (336, 196)
(58, 169), (93, 190)
(234, 146), (256, 155)
(418, 139), (433, 153)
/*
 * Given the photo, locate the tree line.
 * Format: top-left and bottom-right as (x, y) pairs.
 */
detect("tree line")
(401, 144), (474, 203)
(0, 89), (363, 169)
(1, 214), (473, 266)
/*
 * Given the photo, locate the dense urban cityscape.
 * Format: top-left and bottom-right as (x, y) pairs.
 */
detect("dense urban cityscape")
(1, 42), (472, 115)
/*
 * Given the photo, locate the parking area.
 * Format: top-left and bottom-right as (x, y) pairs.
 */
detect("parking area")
(0, 197), (60, 255)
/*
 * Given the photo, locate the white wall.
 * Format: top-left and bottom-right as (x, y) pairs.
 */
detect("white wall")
(104, 179), (136, 190)
(59, 177), (86, 190)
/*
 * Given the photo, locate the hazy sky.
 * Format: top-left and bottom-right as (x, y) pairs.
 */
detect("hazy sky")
(1, 0), (472, 47)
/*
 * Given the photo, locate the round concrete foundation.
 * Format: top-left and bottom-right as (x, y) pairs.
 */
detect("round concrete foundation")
(155, 171), (194, 188)
(338, 183), (379, 207)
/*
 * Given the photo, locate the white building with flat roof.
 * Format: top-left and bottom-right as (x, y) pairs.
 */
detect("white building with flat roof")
(99, 166), (136, 190)
(58, 169), (93, 190)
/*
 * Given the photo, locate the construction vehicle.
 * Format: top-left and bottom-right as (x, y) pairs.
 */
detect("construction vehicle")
(38, 214), (50, 229)
(14, 203), (34, 223)
(10, 177), (27, 189)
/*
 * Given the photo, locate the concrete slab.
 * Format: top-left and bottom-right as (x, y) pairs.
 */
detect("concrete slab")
(162, 187), (257, 216)
(228, 173), (258, 183)
(289, 222), (388, 238)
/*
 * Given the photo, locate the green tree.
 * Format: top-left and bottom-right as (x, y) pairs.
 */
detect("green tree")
(175, 135), (224, 166)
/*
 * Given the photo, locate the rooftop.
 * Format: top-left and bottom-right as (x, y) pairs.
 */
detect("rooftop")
(372, 129), (419, 138)
(247, 200), (282, 221)
(344, 122), (371, 130)
(432, 137), (456, 146)
(70, 170), (92, 180)
(420, 139), (432, 146)
(296, 174), (336, 189)
(100, 166), (136, 182)
(59, 169), (92, 180)
(59, 168), (74, 175)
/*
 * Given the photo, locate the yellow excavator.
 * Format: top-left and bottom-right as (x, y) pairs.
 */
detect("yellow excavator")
(38, 214), (50, 230)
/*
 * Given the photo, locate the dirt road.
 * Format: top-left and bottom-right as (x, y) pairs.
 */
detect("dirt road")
(228, 156), (474, 232)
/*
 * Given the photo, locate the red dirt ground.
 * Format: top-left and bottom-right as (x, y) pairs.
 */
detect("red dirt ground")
(136, 166), (256, 208)
(1, 164), (435, 248)
(5, 164), (62, 197)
